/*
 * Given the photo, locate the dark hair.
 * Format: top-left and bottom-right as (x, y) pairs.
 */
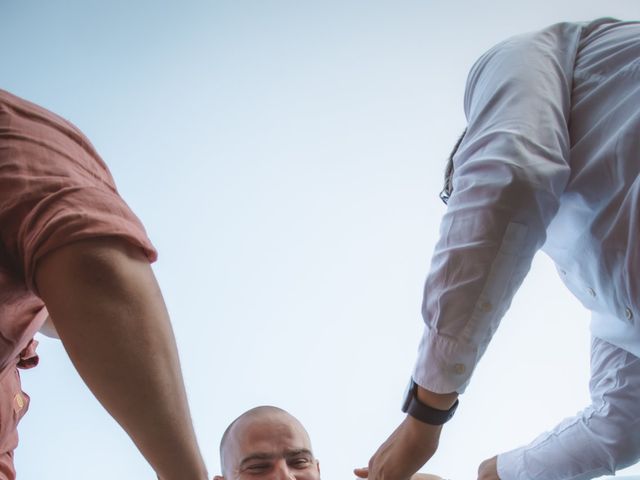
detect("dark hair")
(440, 128), (467, 205)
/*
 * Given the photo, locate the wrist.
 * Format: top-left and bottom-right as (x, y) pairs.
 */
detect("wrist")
(416, 386), (458, 410)
(402, 380), (459, 426)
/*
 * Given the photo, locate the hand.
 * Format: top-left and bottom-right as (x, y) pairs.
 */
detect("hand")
(354, 471), (444, 480)
(477, 456), (499, 480)
(354, 415), (442, 480)
(410, 474), (445, 480)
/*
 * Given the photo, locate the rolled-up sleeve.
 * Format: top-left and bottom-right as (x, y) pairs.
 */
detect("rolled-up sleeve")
(413, 22), (583, 393)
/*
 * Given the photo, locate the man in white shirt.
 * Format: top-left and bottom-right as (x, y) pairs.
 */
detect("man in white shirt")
(356, 18), (640, 480)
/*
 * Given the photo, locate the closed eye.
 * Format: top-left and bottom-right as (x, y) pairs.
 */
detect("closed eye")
(289, 458), (311, 469)
(245, 464), (271, 473)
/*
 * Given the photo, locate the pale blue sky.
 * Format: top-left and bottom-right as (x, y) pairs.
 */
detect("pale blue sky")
(2, 1), (640, 479)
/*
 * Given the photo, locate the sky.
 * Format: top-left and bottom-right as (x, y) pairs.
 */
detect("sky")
(1, 1), (640, 479)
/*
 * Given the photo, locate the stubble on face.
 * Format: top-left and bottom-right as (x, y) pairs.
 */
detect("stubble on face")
(221, 406), (320, 480)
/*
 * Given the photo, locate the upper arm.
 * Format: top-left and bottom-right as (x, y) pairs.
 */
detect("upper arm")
(415, 22), (585, 393)
(459, 23), (583, 208)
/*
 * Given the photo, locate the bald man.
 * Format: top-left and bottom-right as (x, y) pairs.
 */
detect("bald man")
(215, 406), (321, 480)
(214, 406), (445, 480)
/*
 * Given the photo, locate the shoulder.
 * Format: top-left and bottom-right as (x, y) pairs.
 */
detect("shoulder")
(464, 22), (585, 122)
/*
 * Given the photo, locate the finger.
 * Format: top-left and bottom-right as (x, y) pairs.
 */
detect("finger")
(353, 467), (369, 478)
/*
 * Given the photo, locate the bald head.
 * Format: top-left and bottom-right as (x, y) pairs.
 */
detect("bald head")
(216, 406), (320, 480)
(220, 407), (291, 460)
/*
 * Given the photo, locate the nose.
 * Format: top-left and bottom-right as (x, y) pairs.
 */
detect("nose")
(273, 460), (295, 480)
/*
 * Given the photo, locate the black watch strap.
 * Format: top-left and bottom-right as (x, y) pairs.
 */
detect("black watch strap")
(401, 379), (459, 426)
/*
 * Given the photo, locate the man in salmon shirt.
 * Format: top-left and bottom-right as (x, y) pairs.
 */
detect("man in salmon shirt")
(0, 89), (208, 480)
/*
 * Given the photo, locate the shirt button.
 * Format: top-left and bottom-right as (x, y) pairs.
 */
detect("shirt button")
(587, 288), (596, 297)
(479, 301), (493, 313)
(625, 308), (633, 320)
(453, 363), (466, 375)
(560, 269), (567, 276)
(14, 393), (24, 411)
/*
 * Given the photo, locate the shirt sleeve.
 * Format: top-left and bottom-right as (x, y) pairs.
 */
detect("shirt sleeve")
(413, 22), (584, 394)
(497, 336), (640, 480)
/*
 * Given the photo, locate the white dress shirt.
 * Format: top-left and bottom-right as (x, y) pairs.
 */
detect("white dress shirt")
(413, 16), (640, 395)
(411, 18), (640, 479)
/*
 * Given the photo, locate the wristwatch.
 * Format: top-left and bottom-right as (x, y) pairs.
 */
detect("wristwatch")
(401, 379), (459, 425)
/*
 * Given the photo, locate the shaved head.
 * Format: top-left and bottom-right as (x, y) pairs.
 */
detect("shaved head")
(219, 406), (298, 470)
(217, 406), (320, 480)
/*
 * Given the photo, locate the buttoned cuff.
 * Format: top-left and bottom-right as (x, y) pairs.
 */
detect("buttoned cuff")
(412, 327), (481, 394)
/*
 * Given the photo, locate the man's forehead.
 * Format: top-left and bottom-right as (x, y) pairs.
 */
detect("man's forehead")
(232, 411), (311, 447)
(224, 410), (313, 466)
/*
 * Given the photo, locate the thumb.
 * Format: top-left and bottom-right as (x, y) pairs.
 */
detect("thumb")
(354, 467), (369, 478)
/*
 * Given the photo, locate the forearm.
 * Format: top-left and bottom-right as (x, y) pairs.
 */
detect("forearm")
(35, 239), (207, 480)
(498, 338), (640, 480)
(60, 298), (206, 480)
(497, 413), (615, 480)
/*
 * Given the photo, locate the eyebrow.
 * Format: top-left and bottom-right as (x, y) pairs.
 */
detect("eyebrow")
(239, 449), (314, 468)
(285, 449), (313, 459)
